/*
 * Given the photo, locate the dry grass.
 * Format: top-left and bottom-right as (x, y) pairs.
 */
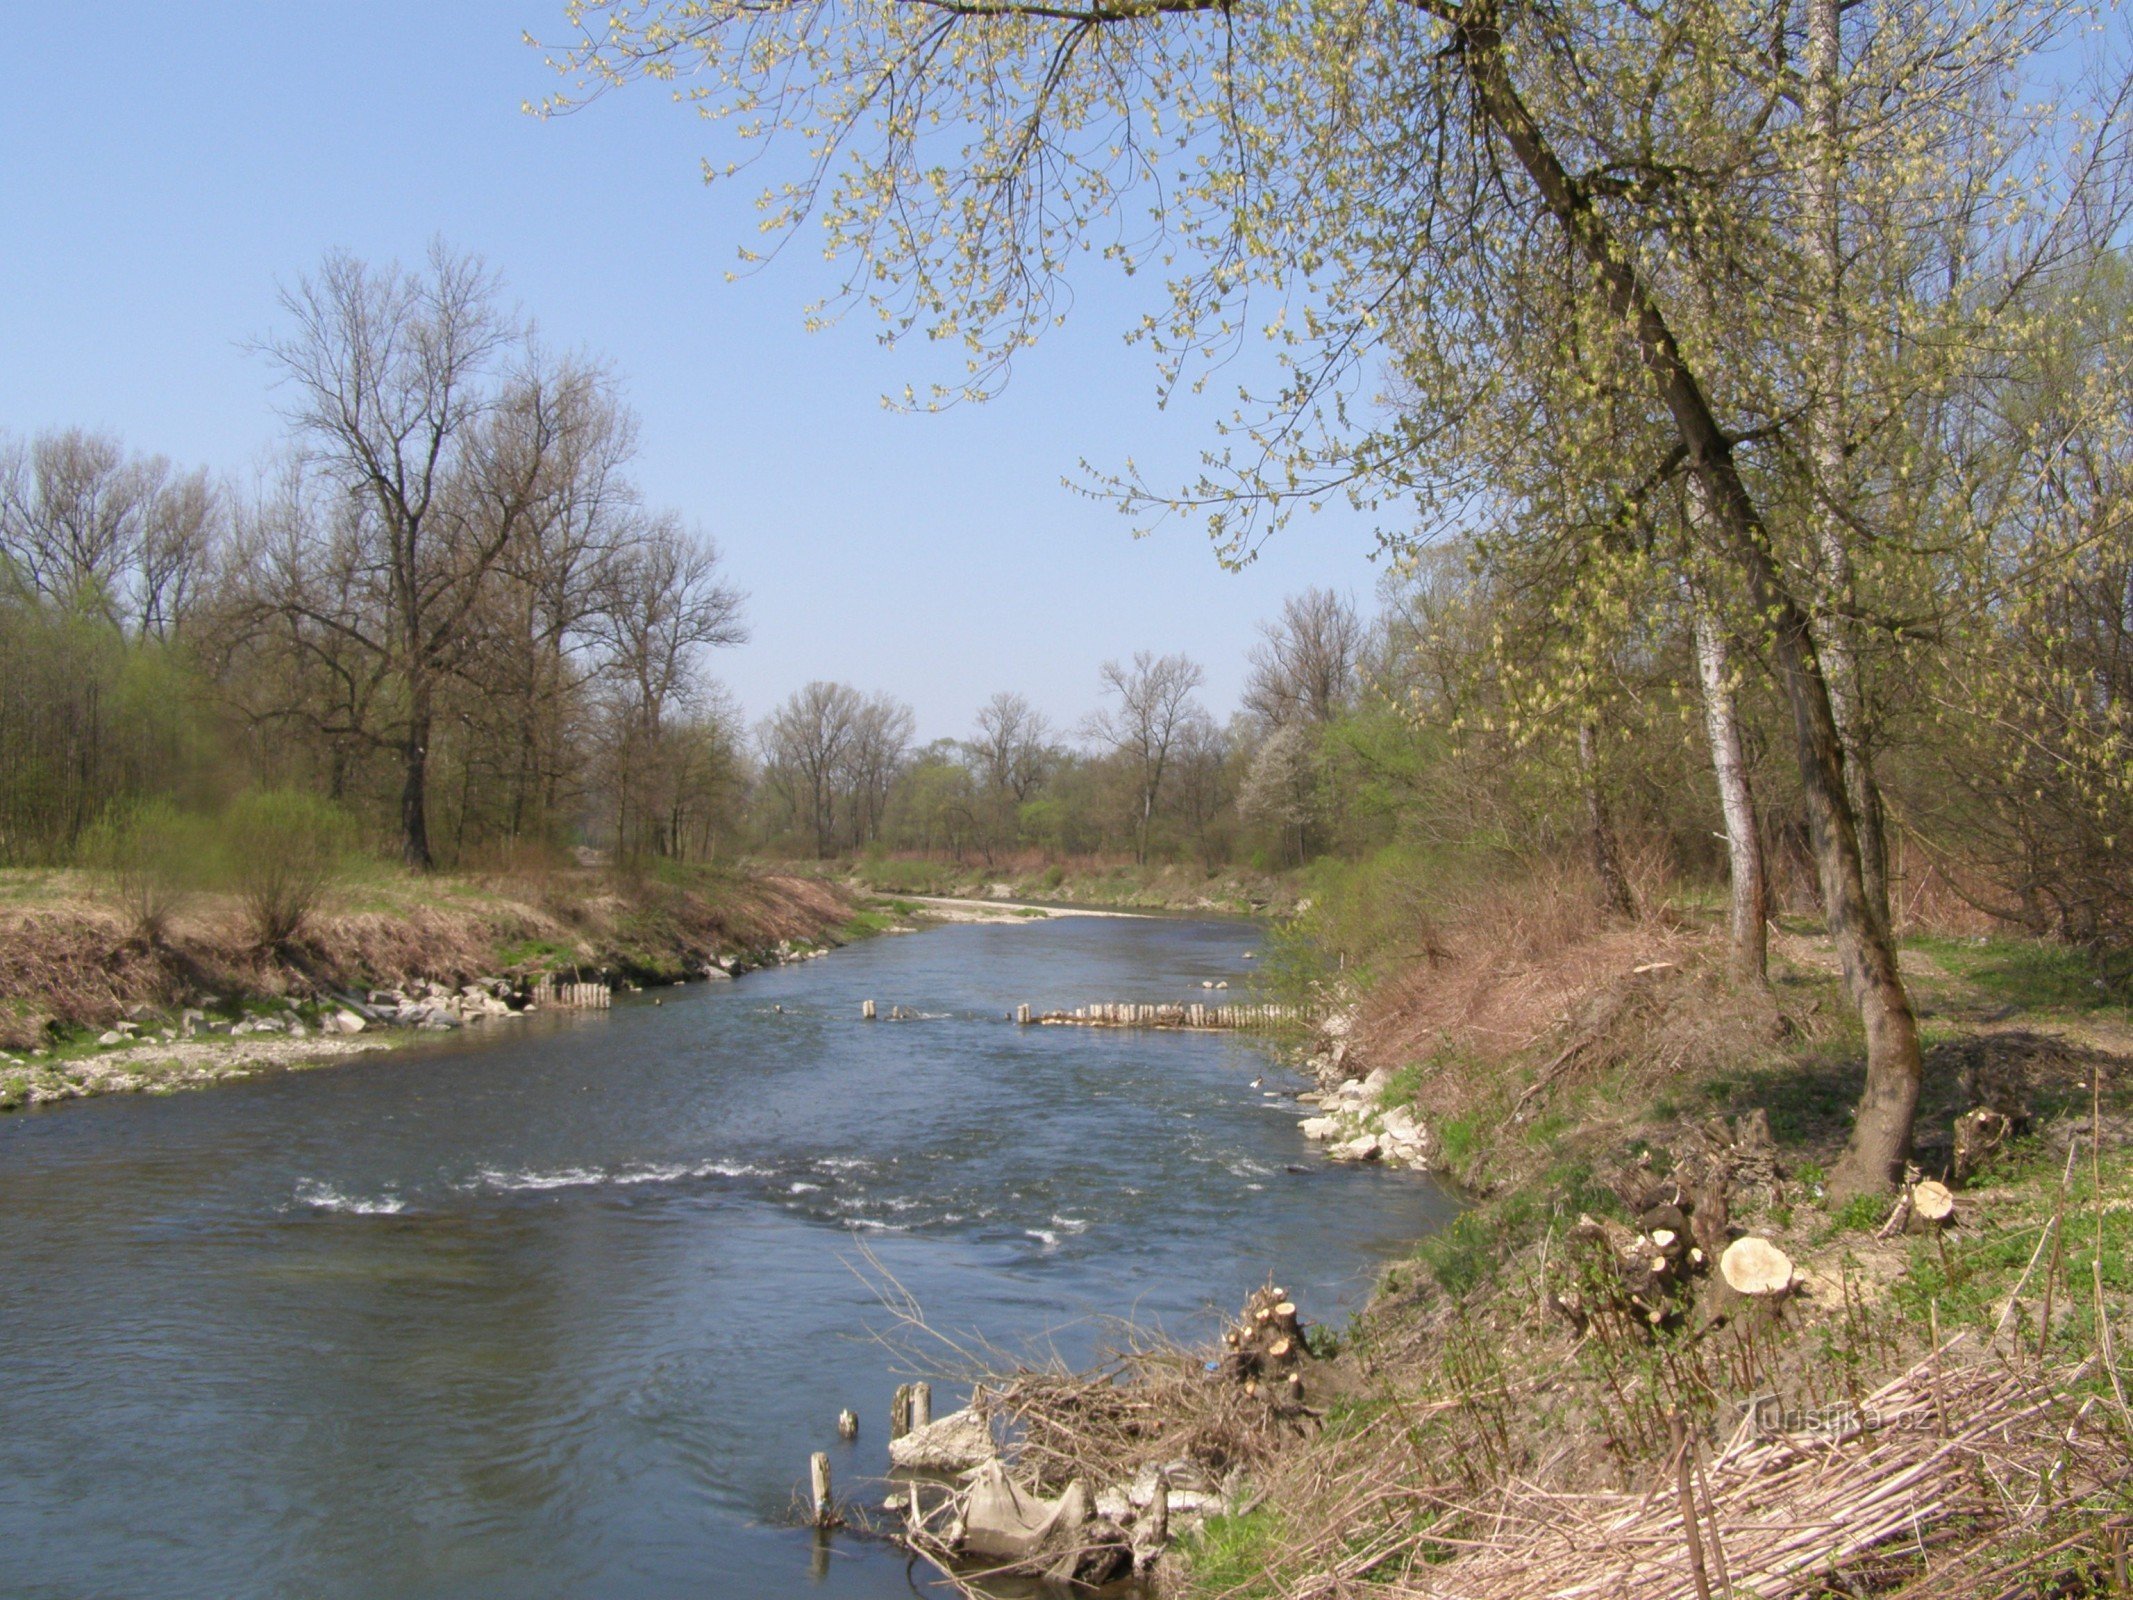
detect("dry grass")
(1202, 1338), (2127, 1600)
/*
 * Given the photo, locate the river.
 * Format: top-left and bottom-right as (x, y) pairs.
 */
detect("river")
(0, 913), (1453, 1599)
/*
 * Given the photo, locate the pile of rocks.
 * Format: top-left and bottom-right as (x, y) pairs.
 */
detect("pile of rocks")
(364, 980), (522, 1030)
(1296, 1061), (1432, 1169)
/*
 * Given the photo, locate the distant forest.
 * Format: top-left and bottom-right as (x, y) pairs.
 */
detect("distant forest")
(6, 243), (2133, 968)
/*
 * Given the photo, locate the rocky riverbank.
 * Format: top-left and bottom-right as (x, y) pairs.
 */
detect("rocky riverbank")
(0, 868), (858, 1112)
(1287, 1009), (1434, 1171)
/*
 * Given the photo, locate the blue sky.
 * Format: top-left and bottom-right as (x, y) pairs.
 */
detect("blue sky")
(0, 4), (1390, 742)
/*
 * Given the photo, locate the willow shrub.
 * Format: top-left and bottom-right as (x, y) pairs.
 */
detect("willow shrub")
(217, 790), (353, 950)
(79, 799), (209, 946)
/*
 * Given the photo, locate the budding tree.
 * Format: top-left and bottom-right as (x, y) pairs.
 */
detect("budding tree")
(555, 0), (2133, 1195)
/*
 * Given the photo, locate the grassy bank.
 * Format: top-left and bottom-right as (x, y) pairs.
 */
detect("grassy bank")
(845, 853), (1307, 916)
(1162, 855), (2133, 1596)
(0, 861), (856, 1107)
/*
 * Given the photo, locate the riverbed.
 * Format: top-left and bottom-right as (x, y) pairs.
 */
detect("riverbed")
(0, 914), (1453, 1599)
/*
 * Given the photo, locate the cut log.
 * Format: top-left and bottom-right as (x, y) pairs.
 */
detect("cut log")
(1909, 1179), (1955, 1231)
(1719, 1237), (1795, 1297)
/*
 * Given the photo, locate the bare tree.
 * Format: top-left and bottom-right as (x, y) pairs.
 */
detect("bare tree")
(595, 516), (747, 856)
(760, 681), (863, 856)
(1086, 651), (1206, 865)
(256, 242), (573, 869)
(0, 428), (218, 637)
(968, 690), (1051, 848)
(844, 691), (915, 849)
(1243, 589), (1361, 728)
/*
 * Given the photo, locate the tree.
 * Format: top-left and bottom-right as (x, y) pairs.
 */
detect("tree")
(1, 427), (217, 638)
(256, 242), (562, 870)
(560, 0), (2133, 1194)
(844, 691), (916, 848)
(595, 517), (748, 857)
(760, 681), (863, 856)
(1086, 651), (1205, 865)
(968, 690), (1052, 847)
(1243, 590), (1360, 728)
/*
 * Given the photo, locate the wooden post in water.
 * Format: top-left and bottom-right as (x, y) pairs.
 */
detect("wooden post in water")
(911, 1382), (932, 1431)
(862, 1000), (876, 1021)
(810, 1451), (834, 1526)
(837, 1408), (858, 1440)
(1016, 1003), (1030, 1025)
(890, 1383), (913, 1440)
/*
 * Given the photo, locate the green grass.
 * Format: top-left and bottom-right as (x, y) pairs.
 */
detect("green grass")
(1178, 1509), (1283, 1597)
(494, 936), (578, 970)
(1910, 932), (2133, 1012)
(1894, 1147), (2133, 1348)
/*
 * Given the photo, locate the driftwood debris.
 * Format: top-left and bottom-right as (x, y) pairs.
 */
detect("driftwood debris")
(886, 1286), (1303, 1591)
(1220, 1284), (1314, 1400)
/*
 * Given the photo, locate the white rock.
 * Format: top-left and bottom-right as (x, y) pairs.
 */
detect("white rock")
(888, 1407), (996, 1472)
(1299, 1116), (1343, 1141)
(1380, 1106), (1423, 1144)
(1331, 1133), (1384, 1162)
(1094, 1486), (1134, 1524)
(97, 1031), (125, 1046)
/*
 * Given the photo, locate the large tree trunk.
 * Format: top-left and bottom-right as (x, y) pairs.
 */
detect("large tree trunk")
(1464, 8), (1922, 1195)
(1804, 0), (1894, 940)
(401, 699), (435, 872)
(1691, 590), (1768, 983)
(1578, 720), (1637, 919)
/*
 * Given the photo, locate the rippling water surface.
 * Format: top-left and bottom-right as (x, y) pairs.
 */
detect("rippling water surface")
(0, 914), (1453, 1599)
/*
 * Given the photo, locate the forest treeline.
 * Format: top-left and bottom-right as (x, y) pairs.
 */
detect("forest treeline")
(6, 244), (2133, 992)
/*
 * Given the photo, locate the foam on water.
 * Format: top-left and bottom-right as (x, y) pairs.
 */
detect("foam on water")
(292, 1180), (407, 1215)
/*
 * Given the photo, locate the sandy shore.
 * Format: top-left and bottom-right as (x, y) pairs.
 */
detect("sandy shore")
(882, 893), (1151, 923)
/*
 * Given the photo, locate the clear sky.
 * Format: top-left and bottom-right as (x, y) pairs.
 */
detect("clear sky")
(0, 4), (1392, 743)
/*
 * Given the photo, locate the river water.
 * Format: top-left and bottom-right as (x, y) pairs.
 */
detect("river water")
(0, 914), (1452, 1599)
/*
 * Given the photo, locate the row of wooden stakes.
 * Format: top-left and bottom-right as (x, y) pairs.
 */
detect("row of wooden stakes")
(530, 978), (611, 1009)
(1036, 1001), (1299, 1032)
(857, 999), (1296, 1030)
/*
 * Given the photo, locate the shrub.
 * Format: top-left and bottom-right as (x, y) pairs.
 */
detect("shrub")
(79, 799), (204, 945)
(218, 790), (352, 949)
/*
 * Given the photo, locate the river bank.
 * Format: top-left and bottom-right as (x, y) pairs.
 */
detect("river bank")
(0, 865), (858, 1110)
(879, 867), (2133, 1597)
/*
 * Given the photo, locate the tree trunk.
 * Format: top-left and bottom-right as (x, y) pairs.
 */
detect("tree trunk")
(401, 701), (434, 872)
(1691, 590), (1768, 983)
(1579, 720), (1637, 918)
(1463, 8), (1922, 1195)
(1804, 0), (1894, 941)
